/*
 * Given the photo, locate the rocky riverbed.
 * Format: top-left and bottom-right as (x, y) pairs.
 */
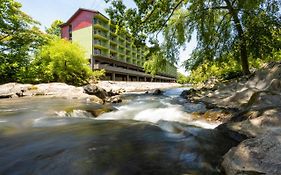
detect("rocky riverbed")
(97, 81), (181, 92)
(181, 61), (281, 174)
(0, 82), (180, 104)
(0, 82), (181, 119)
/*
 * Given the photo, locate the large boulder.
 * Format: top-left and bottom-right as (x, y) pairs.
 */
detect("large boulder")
(222, 131), (281, 175)
(83, 84), (108, 100)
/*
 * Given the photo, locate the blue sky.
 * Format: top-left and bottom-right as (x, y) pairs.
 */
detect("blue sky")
(17, 0), (196, 75)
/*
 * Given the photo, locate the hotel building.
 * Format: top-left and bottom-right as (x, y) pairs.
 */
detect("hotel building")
(61, 8), (177, 82)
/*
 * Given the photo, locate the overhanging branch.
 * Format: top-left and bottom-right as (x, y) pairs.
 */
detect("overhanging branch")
(156, 0), (185, 37)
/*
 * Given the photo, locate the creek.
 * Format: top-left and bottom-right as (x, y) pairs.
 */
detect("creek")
(0, 88), (237, 175)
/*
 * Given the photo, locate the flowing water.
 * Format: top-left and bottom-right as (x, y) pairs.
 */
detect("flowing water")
(0, 88), (237, 175)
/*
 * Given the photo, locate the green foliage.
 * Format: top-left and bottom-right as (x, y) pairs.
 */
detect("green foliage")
(105, 0), (281, 75)
(143, 44), (167, 76)
(143, 53), (166, 76)
(0, 0), (47, 83)
(30, 38), (92, 86)
(177, 72), (190, 84)
(46, 20), (64, 37)
(90, 69), (106, 83)
(188, 50), (281, 83)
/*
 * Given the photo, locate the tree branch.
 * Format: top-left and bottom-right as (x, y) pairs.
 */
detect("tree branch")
(141, 0), (159, 24)
(156, 0), (185, 37)
(0, 34), (10, 42)
(204, 6), (228, 10)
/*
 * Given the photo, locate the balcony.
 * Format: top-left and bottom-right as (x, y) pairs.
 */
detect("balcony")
(93, 64), (176, 80)
(110, 47), (118, 53)
(110, 54), (117, 59)
(93, 23), (109, 31)
(93, 43), (108, 50)
(93, 31), (108, 41)
(118, 50), (125, 55)
(110, 39), (117, 45)
(118, 44), (125, 49)
(93, 52), (108, 57)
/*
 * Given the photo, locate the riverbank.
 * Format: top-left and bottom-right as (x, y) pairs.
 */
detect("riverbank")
(0, 81), (181, 104)
(181, 61), (281, 174)
(97, 81), (181, 92)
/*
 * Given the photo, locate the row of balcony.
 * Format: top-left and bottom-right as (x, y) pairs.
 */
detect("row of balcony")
(94, 44), (145, 58)
(94, 35), (141, 50)
(93, 50), (145, 66)
(93, 27), (143, 51)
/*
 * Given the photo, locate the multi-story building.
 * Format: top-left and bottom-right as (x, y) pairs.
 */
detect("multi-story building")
(61, 8), (177, 82)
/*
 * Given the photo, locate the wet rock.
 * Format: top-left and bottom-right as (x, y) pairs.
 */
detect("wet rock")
(152, 89), (163, 95)
(0, 93), (13, 99)
(107, 89), (119, 97)
(105, 95), (122, 103)
(83, 84), (108, 100)
(116, 88), (126, 94)
(216, 123), (248, 143)
(87, 96), (104, 104)
(193, 110), (231, 122)
(15, 88), (25, 97)
(180, 89), (196, 98)
(183, 102), (207, 113)
(222, 131), (281, 175)
(86, 106), (117, 117)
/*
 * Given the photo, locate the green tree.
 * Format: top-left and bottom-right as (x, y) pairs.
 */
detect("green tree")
(31, 38), (92, 86)
(0, 0), (46, 83)
(177, 72), (189, 84)
(105, 0), (281, 75)
(46, 20), (64, 37)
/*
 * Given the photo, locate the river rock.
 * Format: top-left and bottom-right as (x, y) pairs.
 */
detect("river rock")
(105, 95), (122, 103)
(0, 83), (105, 104)
(152, 89), (163, 95)
(222, 131), (281, 175)
(86, 106), (117, 117)
(0, 93), (13, 98)
(180, 89), (191, 98)
(183, 102), (207, 113)
(83, 84), (108, 100)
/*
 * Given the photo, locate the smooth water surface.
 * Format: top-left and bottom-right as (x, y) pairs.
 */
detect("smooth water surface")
(0, 88), (237, 175)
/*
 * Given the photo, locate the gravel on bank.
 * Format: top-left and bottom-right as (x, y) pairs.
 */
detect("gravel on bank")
(97, 81), (181, 92)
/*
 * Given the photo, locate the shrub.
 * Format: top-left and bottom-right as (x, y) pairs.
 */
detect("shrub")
(31, 38), (92, 86)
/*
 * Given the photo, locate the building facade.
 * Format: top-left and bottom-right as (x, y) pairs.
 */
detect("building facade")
(61, 8), (177, 82)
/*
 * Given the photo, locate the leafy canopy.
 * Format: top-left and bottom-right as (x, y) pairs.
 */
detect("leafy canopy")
(0, 0), (47, 83)
(177, 72), (190, 84)
(105, 0), (281, 75)
(46, 20), (64, 37)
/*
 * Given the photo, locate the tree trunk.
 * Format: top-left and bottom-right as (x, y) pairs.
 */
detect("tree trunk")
(224, 0), (250, 75)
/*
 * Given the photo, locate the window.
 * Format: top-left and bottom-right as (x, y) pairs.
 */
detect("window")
(93, 18), (98, 24)
(94, 49), (101, 55)
(94, 39), (100, 44)
(69, 25), (72, 40)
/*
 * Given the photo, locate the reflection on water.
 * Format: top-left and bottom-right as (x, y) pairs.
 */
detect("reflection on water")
(0, 88), (237, 175)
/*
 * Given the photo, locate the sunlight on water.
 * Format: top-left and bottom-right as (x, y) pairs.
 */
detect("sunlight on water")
(55, 110), (93, 118)
(97, 88), (221, 129)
